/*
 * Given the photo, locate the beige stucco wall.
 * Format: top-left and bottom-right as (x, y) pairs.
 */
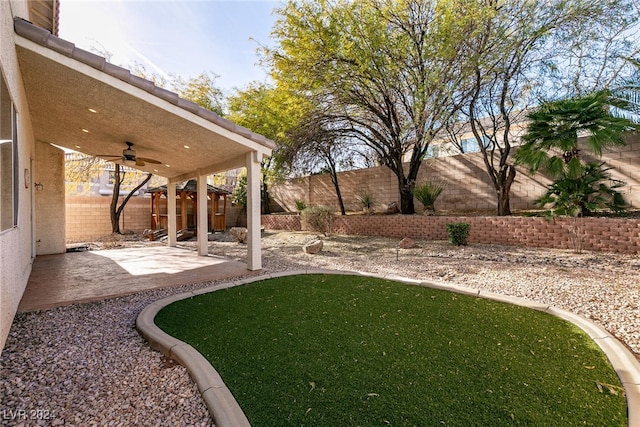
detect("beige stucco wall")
(0, 0), (37, 352)
(34, 141), (65, 254)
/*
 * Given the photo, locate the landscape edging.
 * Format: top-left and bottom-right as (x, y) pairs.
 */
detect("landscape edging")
(136, 269), (640, 426)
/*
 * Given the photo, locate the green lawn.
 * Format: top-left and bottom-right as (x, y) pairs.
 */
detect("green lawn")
(155, 274), (627, 426)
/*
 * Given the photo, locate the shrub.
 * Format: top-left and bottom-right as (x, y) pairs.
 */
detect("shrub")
(355, 192), (375, 214)
(232, 175), (247, 210)
(446, 223), (470, 246)
(301, 205), (335, 236)
(294, 199), (307, 213)
(413, 181), (446, 214)
(535, 162), (626, 217)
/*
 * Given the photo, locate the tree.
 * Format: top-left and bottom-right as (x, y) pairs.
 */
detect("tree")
(444, 0), (638, 216)
(613, 57), (640, 122)
(65, 153), (158, 233)
(227, 82), (308, 214)
(514, 90), (637, 216)
(266, 0), (481, 214)
(110, 164), (152, 234)
(171, 71), (226, 116)
(283, 109), (358, 215)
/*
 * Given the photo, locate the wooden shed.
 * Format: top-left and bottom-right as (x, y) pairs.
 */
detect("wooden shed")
(147, 180), (231, 232)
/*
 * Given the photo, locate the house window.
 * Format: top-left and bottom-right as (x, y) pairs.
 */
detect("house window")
(460, 136), (490, 153)
(424, 144), (440, 159)
(0, 71), (18, 231)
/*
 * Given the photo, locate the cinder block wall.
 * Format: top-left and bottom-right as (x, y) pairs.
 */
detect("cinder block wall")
(66, 196), (151, 242)
(66, 196), (239, 242)
(270, 135), (640, 213)
(261, 214), (640, 254)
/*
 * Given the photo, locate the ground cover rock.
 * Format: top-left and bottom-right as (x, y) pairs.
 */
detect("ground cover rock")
(303, 239), (323, 254)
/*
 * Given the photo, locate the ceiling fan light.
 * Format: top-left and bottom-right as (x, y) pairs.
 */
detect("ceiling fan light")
(123, 159), (136, 166)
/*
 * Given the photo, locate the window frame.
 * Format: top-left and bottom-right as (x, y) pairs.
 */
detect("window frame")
(0, 69), (18, 232)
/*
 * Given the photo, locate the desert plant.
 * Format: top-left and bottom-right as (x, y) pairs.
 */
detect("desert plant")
(355, 192), (375, 215)
(446, 223), (470, 246)
(294, 199), (307, 213)
(536, 162), (626, 218)
(300, 205), (335, 236)
(413, 181), (446, 215)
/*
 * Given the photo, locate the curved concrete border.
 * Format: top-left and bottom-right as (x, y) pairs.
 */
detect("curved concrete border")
(137, 269), (640, 426)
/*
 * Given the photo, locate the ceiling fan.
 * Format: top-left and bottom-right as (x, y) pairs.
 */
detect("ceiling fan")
(99, 141), (161, 167)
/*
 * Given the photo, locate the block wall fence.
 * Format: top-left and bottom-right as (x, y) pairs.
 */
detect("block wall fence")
(261, 214), (640, 255)
(269, 135), (640, 214)
(65, 196), (241, 242)
(66, 135), (639, 243)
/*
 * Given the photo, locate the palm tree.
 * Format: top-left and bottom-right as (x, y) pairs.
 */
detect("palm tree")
(613, 57), (640, 123)
(514, 90), (637, 216)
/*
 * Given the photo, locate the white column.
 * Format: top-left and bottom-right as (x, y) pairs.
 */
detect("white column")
(246, 151), (262, 270)
(167, 182), (177, 247)
(197, 174), (208, 256)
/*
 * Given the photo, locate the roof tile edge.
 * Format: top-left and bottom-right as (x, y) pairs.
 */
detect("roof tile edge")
(13, 17), (276, 151)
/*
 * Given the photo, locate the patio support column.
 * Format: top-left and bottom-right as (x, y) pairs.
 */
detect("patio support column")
(197, 174), (208, 256)
(167, 182), (177, 247)
(246, 151), (262, 270)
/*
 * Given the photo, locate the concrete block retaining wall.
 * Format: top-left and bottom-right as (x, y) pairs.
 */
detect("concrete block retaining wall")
(261, 214), (640, 255)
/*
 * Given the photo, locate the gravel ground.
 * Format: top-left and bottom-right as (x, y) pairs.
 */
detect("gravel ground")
(1, 230), (639, 426)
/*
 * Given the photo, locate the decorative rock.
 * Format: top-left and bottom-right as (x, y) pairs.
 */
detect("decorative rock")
(229, 227), (248, 244)
(398, 237), (415, 249)
(386, 202), (400, 214)
(303, 239), (323, 254)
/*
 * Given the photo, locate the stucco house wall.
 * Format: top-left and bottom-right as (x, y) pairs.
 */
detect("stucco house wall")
(34, 141), (66, 254)
(0, 0), (39, 351)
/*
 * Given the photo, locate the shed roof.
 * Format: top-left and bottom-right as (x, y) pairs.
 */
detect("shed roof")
(147, 179), (231, 195)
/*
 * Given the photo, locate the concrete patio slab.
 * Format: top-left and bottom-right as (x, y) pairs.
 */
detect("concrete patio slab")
(19, 246), (258, 312)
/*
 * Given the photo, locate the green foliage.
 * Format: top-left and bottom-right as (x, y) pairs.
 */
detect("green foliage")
(515, 90), (636, 179)
(516, 91), (635, 217)
(156, 274), (627, 426)
(413, 181), (446, 213)
(536, 162), (627, 217)
(232, 175), (247, 210)
(446, 223), (470, 246)
(266, 0), (483, 214)
(172, 72), (225, 115)
(294, 199), (306, 212)
(300, 205), (335, 235)
(613, 57), (640, 123)
(355, 191), (374, 212)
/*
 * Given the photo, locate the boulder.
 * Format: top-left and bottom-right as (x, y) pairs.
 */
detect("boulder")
(303, 239), (323, 254)
(229, 227), (248, 244)
(398, 237), (415, 249)
(386, 202), (400, 214)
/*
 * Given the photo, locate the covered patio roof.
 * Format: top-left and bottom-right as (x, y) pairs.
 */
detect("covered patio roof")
(13, 17), (271, 270)
(13, 17), (274, 181)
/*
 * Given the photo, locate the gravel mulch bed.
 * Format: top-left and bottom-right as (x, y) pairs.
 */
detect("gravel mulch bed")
(1, 230), (638, 425)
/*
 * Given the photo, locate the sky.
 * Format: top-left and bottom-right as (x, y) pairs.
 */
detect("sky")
(58, 0), (281, 93)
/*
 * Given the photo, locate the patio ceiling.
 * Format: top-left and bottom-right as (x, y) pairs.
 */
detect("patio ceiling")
(13, 18), (274, 181)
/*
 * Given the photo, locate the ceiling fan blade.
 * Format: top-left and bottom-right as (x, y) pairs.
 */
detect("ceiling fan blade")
(137, 157), (162, 164)
(135, 159), (146, 166)
(95, 155), (121, 158)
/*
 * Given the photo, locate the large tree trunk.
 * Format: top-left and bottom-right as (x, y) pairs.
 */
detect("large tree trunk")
(110, 165), (122, 234)
(110, 164), (152, 233)
(330, 170), (346, 216)
(496, 165), (516, 216)
(399, 178), (416, 215)
(261, 174), (271, 215)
